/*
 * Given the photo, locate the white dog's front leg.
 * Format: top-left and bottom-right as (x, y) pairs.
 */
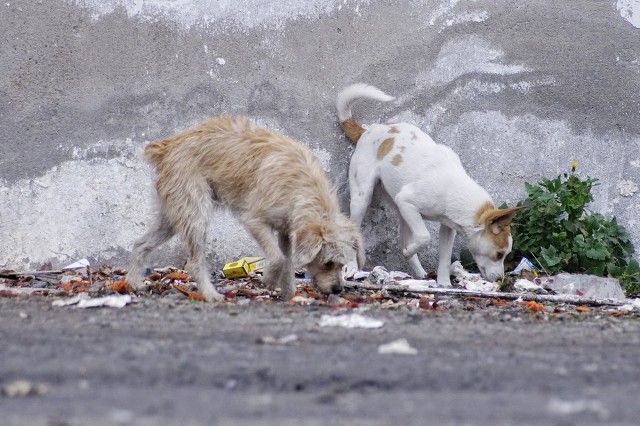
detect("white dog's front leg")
(437, 224), (456, 287)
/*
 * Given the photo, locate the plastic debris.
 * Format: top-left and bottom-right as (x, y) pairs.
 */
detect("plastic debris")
(222, 257), (265, 279)
(52, 294), (131, 308)
(399, 279), (438, 291)
(62, 258), (90, 270)
(510, 257), (539, 275)
(377, 338), (418, 355)
(549, 273), (625, 300)
(319, 313), (384, 329)
(514, 278), (546, 293)
(618, 299), (640, 313)
(449, 261), (499, 291)
(368, 266), (392, 285)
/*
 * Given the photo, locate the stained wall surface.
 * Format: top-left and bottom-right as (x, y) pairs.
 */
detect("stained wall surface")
(1, 0), (639, 272)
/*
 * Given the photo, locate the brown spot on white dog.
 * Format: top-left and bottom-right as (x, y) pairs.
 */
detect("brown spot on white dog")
(391, 154), (402, 166)
(340, 118), (365, 145)
(389, 126), (400, 134)
(377, 137), (395, 160)
(476, 204), (525, 249)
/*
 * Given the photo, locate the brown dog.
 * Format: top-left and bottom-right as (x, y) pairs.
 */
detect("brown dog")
(126, 115), (364, 301)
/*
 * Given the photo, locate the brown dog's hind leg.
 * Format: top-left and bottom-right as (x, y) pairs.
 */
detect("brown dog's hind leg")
(127, 214), (174, 290)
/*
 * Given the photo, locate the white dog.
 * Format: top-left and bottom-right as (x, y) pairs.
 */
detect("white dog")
(336, 83), (523, 286)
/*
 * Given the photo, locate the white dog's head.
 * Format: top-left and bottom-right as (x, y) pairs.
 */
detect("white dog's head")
(292, 215), (365, 295)
(467, 205), (524, 282)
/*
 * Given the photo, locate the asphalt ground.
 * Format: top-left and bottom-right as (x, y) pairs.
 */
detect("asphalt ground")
(2, 293), (640, 426)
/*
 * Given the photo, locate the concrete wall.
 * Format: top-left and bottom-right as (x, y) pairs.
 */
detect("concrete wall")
(1, 0), (639, 273)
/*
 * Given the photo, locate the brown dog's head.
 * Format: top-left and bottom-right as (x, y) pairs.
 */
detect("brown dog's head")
(292, 215), (364, 295)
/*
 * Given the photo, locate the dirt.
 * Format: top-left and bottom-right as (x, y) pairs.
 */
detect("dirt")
(1, 285), (640, 426)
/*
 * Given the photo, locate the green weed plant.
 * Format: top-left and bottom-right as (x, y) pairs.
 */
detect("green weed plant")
(509, 165), (640, 297)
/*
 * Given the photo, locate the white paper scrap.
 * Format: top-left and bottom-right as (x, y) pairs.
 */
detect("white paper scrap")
(63, 258), (90, 270)
(378, 338), (418, 355)
(319, 313), (384, 329)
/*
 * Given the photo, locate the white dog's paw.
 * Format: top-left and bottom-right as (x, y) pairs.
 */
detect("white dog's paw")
(436, 273), (453, 288)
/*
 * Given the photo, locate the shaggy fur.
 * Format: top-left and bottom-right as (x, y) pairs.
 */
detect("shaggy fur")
(337, 84), (522, 285)
(127, 115), (364, 301)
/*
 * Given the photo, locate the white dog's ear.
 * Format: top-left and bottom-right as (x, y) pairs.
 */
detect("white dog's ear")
(485, 206), (525, 234)
(292, 224), (325, 267)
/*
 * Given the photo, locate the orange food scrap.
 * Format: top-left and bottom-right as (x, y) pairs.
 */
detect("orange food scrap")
(173, 284), (206, 301)
(611, 311), (624, 317)
(575, 306), (591, 313)
(167, 272), (189, 281)
(491, 298), (512, 307)
(419, 296), (431, 310)
(148, 273), (162, 281)
(108, 280), (129, 294)
(526, 301), (546, 312)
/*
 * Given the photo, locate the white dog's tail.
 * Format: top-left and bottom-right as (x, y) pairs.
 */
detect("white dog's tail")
(336, 83), (395, 144)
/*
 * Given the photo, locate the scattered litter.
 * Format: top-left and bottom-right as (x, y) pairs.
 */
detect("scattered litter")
(618, 299), (640, 312)
(510, 257), (539, 275)
(1, 380), (48, 397)
(257, 334), (298, 345)
(353, 270), (371, 280)
(60, 274), (83, 285)
(514, 278), (546, 293)
(63, 258), (90, 270)
(389, 270), (412, 280)
(290, 295), (313, 305)
(546, 398), (609, 420)
(52, 294), (131, 308)
(378, 338), (418, 355)
(526, 301), (546, 312)
(549, 273), (626, 300)
(399, 279), (438, 291)
(464, 280), (499, 292)
(319, 313), (384, 329)
(368, 266), (392, 285)
(449, 261), (481, 281)
(222, 257), (265, 279)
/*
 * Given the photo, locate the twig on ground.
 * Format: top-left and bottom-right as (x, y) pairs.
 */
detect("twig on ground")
(344, 281), (627, 308)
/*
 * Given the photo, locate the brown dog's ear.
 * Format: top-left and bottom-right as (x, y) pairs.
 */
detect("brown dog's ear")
(485, 206), (525, 234)
(292, 224), (325, 267)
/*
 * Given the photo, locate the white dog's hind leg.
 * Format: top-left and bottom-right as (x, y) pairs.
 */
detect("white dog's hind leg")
(395, 192), (430, 258)
(436, 224), (456, 287)
(399, 218), (428, 278)
(344, 166), (377, 275)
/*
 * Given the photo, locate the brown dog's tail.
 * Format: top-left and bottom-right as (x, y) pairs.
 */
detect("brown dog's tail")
(143, 138), (171, 167)
(335, 83), (395, 145)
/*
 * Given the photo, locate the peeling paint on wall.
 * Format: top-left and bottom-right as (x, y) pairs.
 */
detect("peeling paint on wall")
(618, 180), (639, 197)
(68, 0), (372, 28)
(0, 140), (259, 270)
(618, 0), (640, 28)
